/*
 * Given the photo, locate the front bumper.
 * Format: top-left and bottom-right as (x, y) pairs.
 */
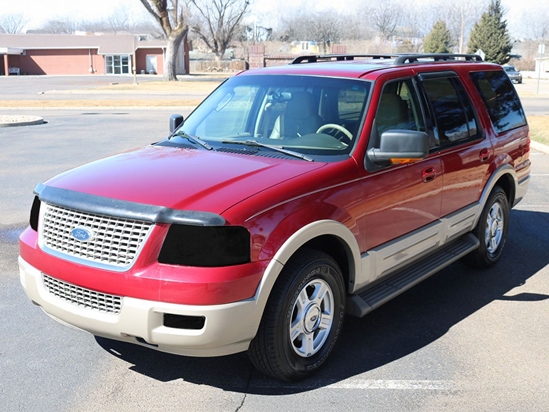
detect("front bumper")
(19, 256), (264, 357)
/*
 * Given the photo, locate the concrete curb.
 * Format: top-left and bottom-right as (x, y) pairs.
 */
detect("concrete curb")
(0, 115), (45, 127)
(40, 89), (210, 95)
(0, 106), (196, 112)
(531, 140), (549, 155)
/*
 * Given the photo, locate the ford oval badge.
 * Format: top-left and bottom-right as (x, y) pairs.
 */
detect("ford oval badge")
(70, 227), (94, 242)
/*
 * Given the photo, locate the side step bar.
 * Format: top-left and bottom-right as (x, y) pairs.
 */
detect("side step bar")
(346, 233), (479, 317)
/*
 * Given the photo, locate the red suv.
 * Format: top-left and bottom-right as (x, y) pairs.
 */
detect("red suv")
(19, 54), (530, 381)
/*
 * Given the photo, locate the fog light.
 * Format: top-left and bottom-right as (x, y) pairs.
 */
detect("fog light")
(164, 313), (205, 330)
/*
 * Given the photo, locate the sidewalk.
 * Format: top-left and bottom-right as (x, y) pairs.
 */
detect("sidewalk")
(531, 140), (549, 155)
(0, 114), (44, 127)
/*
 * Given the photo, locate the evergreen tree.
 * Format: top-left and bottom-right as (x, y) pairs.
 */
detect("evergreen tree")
(467, 0), (512, 64)
(423, 20), (454, 53)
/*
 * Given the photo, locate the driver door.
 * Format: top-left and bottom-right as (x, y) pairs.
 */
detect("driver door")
(359, 77), (442, 282)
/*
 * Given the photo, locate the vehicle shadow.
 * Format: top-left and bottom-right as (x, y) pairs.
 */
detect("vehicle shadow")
(95, 209), (549, 394)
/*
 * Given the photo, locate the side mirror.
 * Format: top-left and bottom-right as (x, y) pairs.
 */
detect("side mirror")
(170, 114), (184, 133)
(367, 130), (429, 166)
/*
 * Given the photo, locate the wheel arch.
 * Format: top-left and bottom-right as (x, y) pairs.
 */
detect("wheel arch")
(271, 220), (361, 291)
(250, 220), (360, 330)
(474, 164), (517, 228)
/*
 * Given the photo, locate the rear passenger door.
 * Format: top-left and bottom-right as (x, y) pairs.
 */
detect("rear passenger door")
(418, 72), (491, 217)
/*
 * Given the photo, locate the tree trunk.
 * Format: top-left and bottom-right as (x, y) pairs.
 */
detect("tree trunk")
(164, 31), (187, 81)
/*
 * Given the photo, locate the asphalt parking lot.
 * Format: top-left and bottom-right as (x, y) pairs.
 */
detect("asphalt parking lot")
(1, 75), (549, 412)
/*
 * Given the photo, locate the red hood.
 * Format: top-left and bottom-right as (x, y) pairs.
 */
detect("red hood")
(45, 145), (325, 214)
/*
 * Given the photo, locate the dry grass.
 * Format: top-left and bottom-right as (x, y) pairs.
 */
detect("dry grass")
(0, 99), (203, 108)
(94, 80), (223, 93)
(0, 78), (225, 108)
(528, 116), (549, 146)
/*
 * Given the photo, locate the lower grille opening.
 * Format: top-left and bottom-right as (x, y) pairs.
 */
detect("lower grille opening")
(164, 313), (205, 330)
(43, 274), (122, 314)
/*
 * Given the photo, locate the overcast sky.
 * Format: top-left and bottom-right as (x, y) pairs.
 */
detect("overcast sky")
(1, 0), (546, 38)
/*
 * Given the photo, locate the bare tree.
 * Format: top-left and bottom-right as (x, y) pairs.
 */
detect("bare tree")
(305, 11), (342, 53)
(338, 6), (376, 41)
(369, 1), (401, 41)
(139, 0), (189, 81)
(107, 5), (137, 34)
(37, 18), (79, 34)
(0, 13), (29, 34)
(278, 12), (307, 43)
(190, 0), (250, 61)
(430, 0), (486, 53)
(521, 9), (549, 40)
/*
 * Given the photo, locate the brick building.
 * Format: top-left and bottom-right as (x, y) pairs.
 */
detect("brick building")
(0, 34), (189, 76)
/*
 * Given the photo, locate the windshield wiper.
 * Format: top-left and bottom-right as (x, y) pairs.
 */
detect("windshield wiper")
(221, 139), (313, 162)
(173, 131), (213, 150)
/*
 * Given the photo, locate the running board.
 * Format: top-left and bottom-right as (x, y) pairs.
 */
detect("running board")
(346, 233), (479, 317)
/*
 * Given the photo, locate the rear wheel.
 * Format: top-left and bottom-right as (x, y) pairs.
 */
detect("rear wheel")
(249, 249), (345, 381)
(466, 186), (509, 268)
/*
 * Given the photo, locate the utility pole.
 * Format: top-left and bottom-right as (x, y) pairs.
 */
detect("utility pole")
(537, 43), (545, 95)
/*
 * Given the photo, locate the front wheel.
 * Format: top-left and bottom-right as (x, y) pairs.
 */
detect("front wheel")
(466, 186), (509, 268)
(248, 249), (346, 381)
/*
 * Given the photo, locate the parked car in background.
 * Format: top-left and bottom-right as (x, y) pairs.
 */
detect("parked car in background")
(503, 64), (523, 83)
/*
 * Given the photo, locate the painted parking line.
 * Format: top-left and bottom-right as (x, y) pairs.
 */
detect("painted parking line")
(252, 379), (457, 391)
(327, 379), (456, 390)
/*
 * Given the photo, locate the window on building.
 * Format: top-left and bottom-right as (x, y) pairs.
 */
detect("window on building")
(105, 55), (130, 74)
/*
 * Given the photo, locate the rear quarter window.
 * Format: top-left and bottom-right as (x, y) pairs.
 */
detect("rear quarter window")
(469, 71), (527, 134)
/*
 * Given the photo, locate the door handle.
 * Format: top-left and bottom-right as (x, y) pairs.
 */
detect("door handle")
(479, 148), (491, 162)
(422, 166), (436, 183)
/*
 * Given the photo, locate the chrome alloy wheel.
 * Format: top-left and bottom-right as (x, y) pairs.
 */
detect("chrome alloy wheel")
(289, 279), (334, 358)
(485, 202), (504, 254)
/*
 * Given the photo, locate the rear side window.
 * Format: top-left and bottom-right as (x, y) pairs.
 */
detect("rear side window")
(421, 77), (480, 146)
(469, 71), (527, 134)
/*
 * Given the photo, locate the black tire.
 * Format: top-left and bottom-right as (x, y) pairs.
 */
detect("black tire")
(466, 186), (509, 268)
(248, 249), (346, 381)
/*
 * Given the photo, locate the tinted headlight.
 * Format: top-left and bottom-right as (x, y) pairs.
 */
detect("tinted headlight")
(30, 196), (41, 231)
(158, 224), (250, 267)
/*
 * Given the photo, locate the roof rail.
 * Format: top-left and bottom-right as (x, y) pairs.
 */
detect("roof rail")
(290, 53), (483, 65)
(393, 53), (483, 64)
(291, 54), (396, 64)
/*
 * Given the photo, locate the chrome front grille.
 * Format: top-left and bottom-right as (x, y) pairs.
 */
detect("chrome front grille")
(43, 274), (122, 314)
(41, 203), (152, 268)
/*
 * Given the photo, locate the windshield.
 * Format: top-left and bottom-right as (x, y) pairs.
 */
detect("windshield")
(173, 74), (371, 158)
(504, 66), (517, 72)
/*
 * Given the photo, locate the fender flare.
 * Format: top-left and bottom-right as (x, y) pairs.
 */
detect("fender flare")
(247, 220), (361, 335)
(473, 164), (517, 228)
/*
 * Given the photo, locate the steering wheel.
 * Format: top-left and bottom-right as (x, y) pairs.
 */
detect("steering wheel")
(316, 124), (353, 141)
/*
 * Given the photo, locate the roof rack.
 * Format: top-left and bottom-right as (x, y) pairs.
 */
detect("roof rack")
(291, 54), (395, 64)
(290, 53), (483, 65)
(394, 53), (483, 64)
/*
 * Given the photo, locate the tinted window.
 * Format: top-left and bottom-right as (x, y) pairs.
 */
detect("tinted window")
(199, 85), (260, 137)
(172, 75), (371, 158)
(469, 70), (527, 134)
(376, 79), (426, 137)
(421, 77), (480, 146)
